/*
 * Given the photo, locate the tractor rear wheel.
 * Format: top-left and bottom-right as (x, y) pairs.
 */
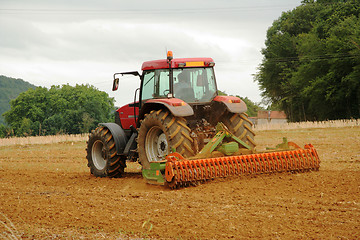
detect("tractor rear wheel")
(86, 126), (126, 177)
(221, 112), (256, 149)
(138, 109), (194, 170)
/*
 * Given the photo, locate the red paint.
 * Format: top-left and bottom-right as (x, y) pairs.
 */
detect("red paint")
(146, 98), (185, 107)
(141, 58), (214, 70)
(213, 95), (241, 103)
(116, 102), (139, 129)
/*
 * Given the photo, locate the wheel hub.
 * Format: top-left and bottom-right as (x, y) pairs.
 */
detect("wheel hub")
(157, 133), (168, 155)
(145, 127), (169, 162)
(92, 140), (107, 170)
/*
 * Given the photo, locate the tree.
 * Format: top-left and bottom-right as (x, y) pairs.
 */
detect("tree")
(0, 124), (13, 138)
(3, 84), (114, 136)
(255, 0), (360, 121)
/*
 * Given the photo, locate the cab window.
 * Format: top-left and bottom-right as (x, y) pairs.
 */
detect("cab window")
(141, 70), (155, 100)
(141, 70), (170, 101)
(173, 67), (217, 102)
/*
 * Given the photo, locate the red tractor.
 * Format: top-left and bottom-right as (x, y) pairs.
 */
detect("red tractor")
(86, 52), (319, 187)
(86, 52), (255, 176)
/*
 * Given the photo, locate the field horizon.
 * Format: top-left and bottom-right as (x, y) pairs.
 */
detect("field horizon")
(1, 119), (359, 147)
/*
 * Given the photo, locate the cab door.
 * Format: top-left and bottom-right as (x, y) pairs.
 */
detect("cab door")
(140, 69), (170, 103)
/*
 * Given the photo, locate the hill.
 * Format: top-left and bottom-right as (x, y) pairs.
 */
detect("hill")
(0, 75), (36, 125)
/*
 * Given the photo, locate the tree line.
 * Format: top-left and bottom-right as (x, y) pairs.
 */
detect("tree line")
(0, 84), (114, 137)
(255, 0), (360, 121)
(0, 85), (261, 138)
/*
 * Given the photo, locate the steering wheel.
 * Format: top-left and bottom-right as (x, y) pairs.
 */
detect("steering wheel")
(163, 89), (170, 96)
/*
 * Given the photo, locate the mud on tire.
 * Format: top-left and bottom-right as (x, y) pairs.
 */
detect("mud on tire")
(221, 112), (256, 149)
(138, 109), (194, 170)
(86, 126), (126, 177)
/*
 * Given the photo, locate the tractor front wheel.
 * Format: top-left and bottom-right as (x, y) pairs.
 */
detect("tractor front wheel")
(221, 112), (256, 150)
(138, 109), (194, 170)
(86, 126), (126, 177)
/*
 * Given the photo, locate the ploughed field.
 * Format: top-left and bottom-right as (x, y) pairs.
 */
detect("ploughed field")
(1, 127), (359, 239)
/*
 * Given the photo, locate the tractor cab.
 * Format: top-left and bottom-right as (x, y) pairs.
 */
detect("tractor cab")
(113, 52), (217, 104)
(141, 65), (217, 103)
(113, 52), (219, 131)
(140, 54), (218, 104)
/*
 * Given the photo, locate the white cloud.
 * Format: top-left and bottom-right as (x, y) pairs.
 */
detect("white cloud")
(0, 0), (302, 106)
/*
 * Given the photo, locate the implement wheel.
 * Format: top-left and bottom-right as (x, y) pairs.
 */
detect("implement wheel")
(221, 112), (256, 149)
(86, 126), (126, 177)
(138, 109), (194, 170)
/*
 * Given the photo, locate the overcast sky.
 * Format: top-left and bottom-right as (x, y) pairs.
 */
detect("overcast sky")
(0, 0), (302, 106)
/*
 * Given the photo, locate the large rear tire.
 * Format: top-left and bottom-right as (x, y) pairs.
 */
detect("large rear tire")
(86, 126), (126, 177)
(221, 112), (256, 149)
(138, 109), (194, 170)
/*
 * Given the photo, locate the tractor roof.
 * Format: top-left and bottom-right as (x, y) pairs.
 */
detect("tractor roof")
(141, 58), (214, 71)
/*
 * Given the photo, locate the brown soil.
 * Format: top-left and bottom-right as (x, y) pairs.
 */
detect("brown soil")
(1, 127), (359, 239)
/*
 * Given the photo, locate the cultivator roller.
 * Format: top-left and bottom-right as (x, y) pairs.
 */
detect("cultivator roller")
(164, 144), (320, 188)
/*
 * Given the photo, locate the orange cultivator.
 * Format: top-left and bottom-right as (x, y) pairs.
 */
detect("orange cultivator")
(142, 123), (320, 189)
(164, 144), (320, 188)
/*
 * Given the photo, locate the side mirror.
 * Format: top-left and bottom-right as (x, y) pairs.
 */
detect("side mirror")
(112, 78), (119, 91)
(112, 71), (141, 91)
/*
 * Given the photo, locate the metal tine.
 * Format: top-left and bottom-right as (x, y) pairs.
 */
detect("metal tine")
(302, 149), (311, 169)
(282, 151), (291, 171)
(233, 157), (240, 175)
(165, 147), (321, 189)
(183, 161), (190, 181)
(257, 154), (266, 174)
(294, 150), (303, 170)
(307, 149), (316, 169)
(202, 160), (210, 179)
(188, 161), (195, 181)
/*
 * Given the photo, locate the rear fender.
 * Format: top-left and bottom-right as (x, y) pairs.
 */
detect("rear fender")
(212, 95), (247, 113)
(99, 123), (128, 155)
(139, 98), (194, 121)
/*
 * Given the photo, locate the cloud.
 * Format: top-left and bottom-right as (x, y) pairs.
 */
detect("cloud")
(2, 18), (246, 63)
(0, 18), (50, 53)
(0, 0), (303, 106)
